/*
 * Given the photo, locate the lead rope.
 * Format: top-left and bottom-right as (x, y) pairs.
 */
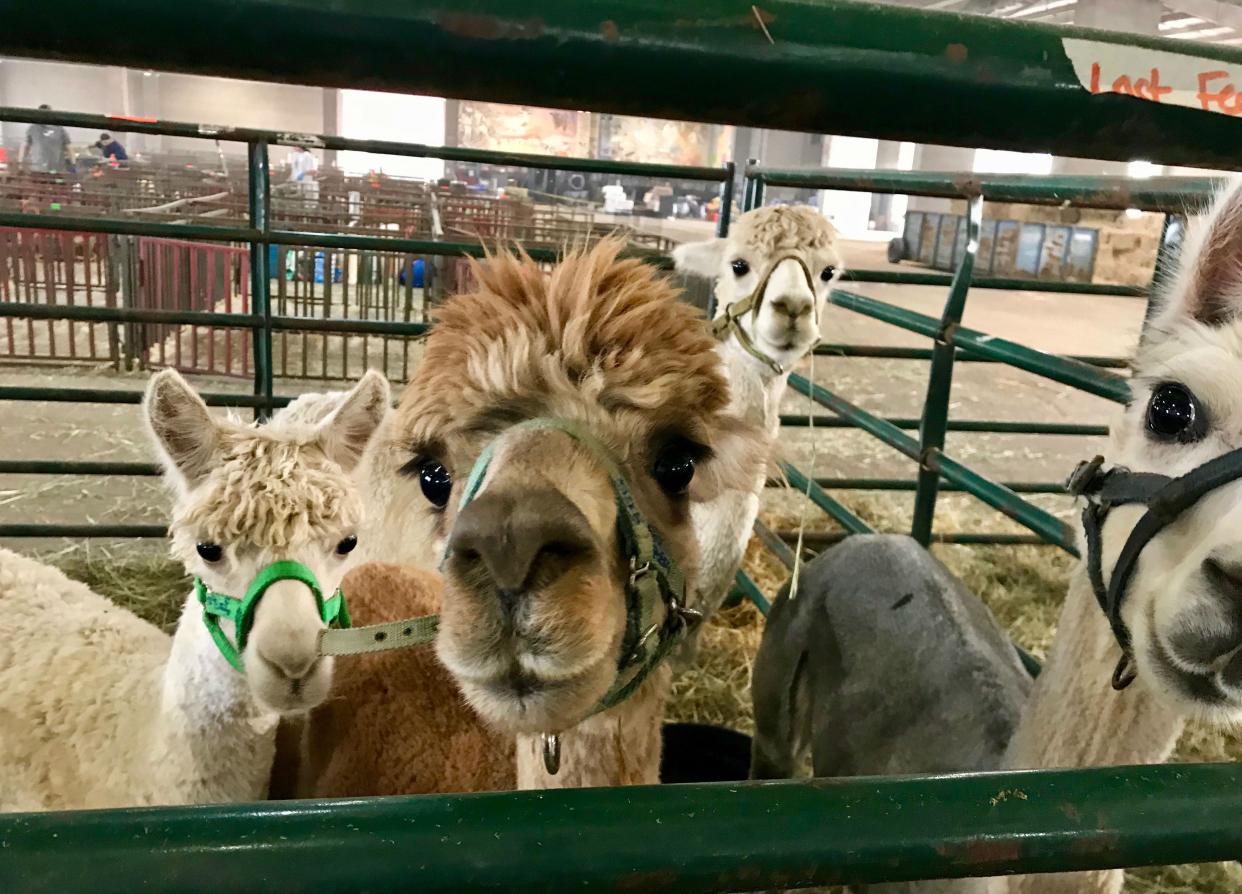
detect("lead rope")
(788, 347), (819, 600)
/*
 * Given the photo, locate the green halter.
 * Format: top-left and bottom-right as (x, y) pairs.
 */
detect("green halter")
(317, 417), (699, 715)
(196, 560), (351, 673)
(708, 252), (820, 375)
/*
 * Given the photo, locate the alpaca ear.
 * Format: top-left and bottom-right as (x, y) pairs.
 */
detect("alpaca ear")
(144, 369), (220, 487)
(317, 369), (390, 472)
(672, 238), (727, 279)
(1161, 177), (1242, 327)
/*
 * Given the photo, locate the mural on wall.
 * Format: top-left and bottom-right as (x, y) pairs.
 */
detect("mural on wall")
(605, 116), (730, 167)
(458, 101), (591, 157)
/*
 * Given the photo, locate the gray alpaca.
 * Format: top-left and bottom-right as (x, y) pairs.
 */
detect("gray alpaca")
(750, 534), (1032, 893)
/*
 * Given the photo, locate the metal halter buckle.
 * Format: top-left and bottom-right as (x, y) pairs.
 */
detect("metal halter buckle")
(623, 623), (660, 668)
(628, 558), (652, 587)
(1066, 455), (1106, 498)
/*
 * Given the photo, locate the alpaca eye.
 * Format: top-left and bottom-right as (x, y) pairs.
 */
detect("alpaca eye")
(196, 542), (223, 563)
(418, 459), (453, 508)
(820, 265), (836, 282)
(653, 445), (696, 496)
(1146, 383), (1204, 442)
(730, 259), (750, 277)
(335, 534), (358, 556)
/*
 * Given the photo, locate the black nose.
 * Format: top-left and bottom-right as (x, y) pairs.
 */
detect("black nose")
(448, 488), (597, 609)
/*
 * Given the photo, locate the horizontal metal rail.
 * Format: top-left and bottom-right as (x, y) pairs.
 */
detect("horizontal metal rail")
(0, 106), (730, 182)
(0, 301), (430, 337)
(779, 415), (1108, 437)
(776, 529), (1055, 548)
(842, 269), (1147, 298)
(0, 214), (677, 272)
(813, 343), (1129, 369)
(10, 3), (1242, 167)
(750, 168), (1218, 212)
(6, 762), (1242, 893)
(787, 375), (1076, 553)
(828, 290), (1132, 404)
(780, 462), (873, 536)
(0, 525), (168, 538)
(765, 477), (1069, 495)
(0, 387), (291, 408)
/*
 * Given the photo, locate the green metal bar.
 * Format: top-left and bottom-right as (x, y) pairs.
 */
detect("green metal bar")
(0, 302), (429, 337)
(0, 386), (292, 408)
(813, 343), (1130, 369)
(753, 518), (795, 570)
(741, 162), (758, 212)
(778, 529), (1056, 548)
(0, 214), (657, 267)
(0, 106), (728, 183)
(912, 196), (982, 546)
(749, 167), (1219, 213)
(828, 290), (1133, 403)
(781, 462), (873, 536)
(928, 450), (1078, 555)
(778, 415), (1108, 437)
(715, 162), (735, 237)
(786, 376), (1075, 550)
(750, 176), (766, 210)
(7, 763), (1242, 891)
(765, 477), (1069, 495)
(842, 269), (1146, 298)
(0, 525), (167, 538)
(249, 139), (273, 419)
(787, 374), (922, 462)
(731, 569), (770, 615)
(0, 461), (160, 476)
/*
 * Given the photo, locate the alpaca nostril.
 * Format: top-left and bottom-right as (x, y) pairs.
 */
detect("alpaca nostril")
(450, 489), (597, 597)
(258, 651), (320, 682)
(1204, 558), (1242, 608)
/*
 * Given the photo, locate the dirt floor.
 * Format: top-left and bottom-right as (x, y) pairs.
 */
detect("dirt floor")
(3, 238), (1235, 891)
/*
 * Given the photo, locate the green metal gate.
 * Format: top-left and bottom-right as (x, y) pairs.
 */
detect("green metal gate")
(4, 1), (1242, 890)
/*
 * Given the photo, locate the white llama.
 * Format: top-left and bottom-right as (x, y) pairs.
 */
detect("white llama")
(674, 205), (844, 627)
(0, 368), (388, 811)
(751, 179), (1242, 893)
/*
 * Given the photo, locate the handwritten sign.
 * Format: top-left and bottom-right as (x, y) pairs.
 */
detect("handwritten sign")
(1062, 38), (1242, 116)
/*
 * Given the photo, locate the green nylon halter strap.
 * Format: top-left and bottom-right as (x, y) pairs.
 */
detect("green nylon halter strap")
(196, 559), (350, 673)
(708, 253), (820, 376)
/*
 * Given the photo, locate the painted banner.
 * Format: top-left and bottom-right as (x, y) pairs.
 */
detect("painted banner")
(1062, 37), (1242, 116)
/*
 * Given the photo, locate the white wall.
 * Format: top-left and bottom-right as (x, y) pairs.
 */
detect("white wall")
(820, 136), (879, 238)
(338, 91), (446, 180)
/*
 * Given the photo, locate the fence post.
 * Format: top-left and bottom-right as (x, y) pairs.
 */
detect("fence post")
(910, 194), (982, 546)
(117, 235), (138, 371)
(248, 140), (274, 420)
(741, 158), (758, 212)
(716, 161), (735, 238)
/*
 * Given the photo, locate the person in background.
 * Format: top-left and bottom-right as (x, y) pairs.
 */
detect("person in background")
(95, 132), (128, 162)
(21, 105), (71, 174)
(288, 145), (320, 205)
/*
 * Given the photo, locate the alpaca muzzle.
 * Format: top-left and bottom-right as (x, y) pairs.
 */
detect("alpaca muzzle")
(1069, 446), (1242, 690)
(196, 560), (350, 673)
(709, 253), (820, 374)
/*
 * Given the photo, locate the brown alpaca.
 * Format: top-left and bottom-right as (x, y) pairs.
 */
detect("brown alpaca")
(395, 238), (767, 788)
(282, 561), (514, 797)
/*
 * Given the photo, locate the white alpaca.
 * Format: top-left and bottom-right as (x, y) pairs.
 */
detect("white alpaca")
(674, 205), (844, 627)
(1000, 177), (1242, 894)
(0, 369), (387, 811)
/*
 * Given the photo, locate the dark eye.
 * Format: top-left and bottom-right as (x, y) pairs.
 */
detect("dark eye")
(730, 259), (750, 277)
(418, 459), (453, 508)
(653, 445), (697, 496)
(335, 534), (357, 556)
(820, 265), (836, 282)
(1146, 383), (1204, 442)
(196, 542), (223, 563)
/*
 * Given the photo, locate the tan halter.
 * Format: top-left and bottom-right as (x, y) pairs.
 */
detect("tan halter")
(708, 253), (821, 375)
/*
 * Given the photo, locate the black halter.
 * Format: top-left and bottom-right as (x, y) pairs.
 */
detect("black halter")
(1068, 447), (1242, 690)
